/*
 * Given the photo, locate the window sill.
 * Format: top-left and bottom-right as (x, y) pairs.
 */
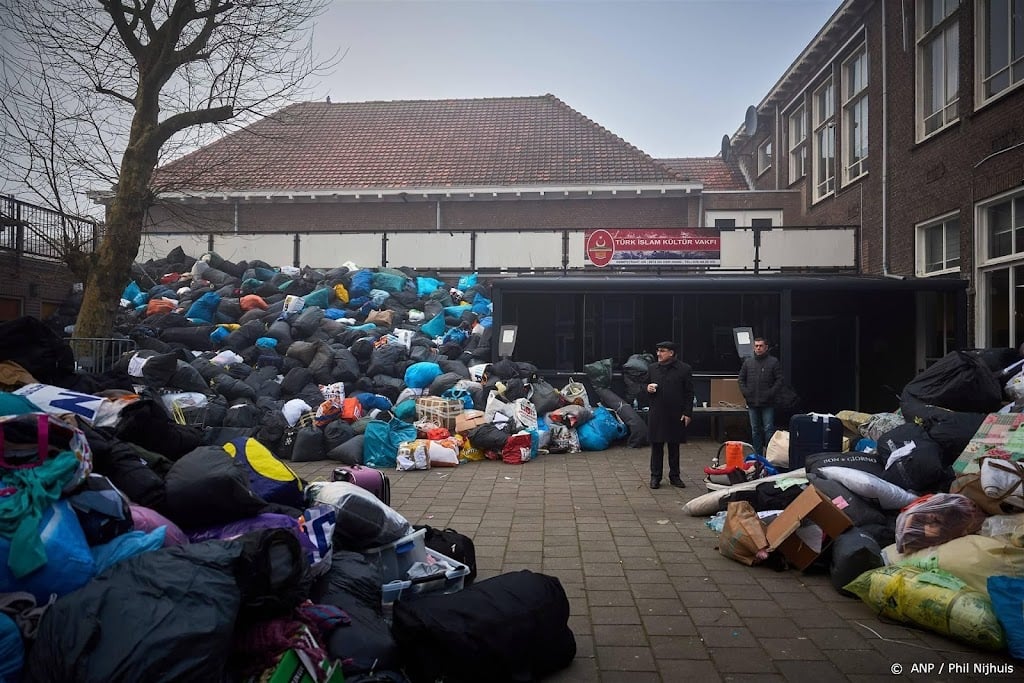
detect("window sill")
(916, 266), (960, 278)
(915, 118), (960, 146)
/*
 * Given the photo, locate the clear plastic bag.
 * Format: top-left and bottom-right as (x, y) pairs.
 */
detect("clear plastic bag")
(895, 493), (988, 553)
(979, 512), (1024, 547)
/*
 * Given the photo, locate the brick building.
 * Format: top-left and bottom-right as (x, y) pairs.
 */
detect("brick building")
(726, 0), (1024, 354)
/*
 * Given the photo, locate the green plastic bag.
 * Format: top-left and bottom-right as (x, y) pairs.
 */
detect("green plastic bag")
(844, 564), (1005, 651)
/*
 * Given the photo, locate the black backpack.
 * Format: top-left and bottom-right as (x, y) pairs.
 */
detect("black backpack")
(415, 525), (477, 586)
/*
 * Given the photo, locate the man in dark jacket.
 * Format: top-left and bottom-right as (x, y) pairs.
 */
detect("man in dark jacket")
(644, 341), (694, 489)
(738, 336), (783, 456)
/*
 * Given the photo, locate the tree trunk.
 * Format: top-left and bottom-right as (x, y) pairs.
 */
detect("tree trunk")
(73, 147), (154, 340)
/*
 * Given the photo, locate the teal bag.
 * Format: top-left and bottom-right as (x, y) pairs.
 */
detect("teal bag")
(363, 419), (417, 469)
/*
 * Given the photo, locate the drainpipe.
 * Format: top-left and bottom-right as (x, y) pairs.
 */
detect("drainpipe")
(882, 0), (903, 279)
(436, 200), (441, 231)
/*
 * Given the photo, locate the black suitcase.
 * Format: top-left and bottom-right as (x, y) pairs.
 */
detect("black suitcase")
(788, 413), (842, 470)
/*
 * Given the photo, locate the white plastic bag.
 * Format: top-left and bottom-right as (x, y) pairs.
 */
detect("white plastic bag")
(980, 458), (1024, 509)
(1007, 367), (1024, 401)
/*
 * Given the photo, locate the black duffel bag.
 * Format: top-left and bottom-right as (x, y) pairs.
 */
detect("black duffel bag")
(392, 570), (576, 683)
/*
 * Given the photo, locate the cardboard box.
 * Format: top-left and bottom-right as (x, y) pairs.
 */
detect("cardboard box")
(710, 377), (747, 408)
(765, 485), (853, 570)
(454, 409), (486, 434)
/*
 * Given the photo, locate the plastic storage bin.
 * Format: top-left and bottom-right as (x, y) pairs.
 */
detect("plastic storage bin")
(361, 527), (427, 583)
(381, 547), (471, 603)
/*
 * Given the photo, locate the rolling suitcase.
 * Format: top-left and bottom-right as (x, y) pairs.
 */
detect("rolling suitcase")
(332, 464), (391, 506)
(788, 413), (842, 470)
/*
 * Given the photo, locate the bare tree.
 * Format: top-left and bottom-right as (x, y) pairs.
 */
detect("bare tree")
(0, 0), (331, 338)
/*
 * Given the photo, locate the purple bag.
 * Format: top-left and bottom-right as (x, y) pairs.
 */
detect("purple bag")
(129, 503), (189, 547)
(187, 513), (317, 557)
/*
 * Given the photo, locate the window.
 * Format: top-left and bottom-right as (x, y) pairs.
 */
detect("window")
(757, 139), (772, 176)
(918, 0), (959, 138)
(986, 194), (1024, 258)
(978, 0), (1024, 103)
(842, 47), (869, 181)
(788, 105), (807, 182)
(812, 79), (835, 201)
(977, 190), (1024, 347)
(916, 213), (960, 275)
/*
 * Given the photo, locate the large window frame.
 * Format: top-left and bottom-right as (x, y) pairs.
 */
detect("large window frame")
(976, 0), (1024, 106)
(915, 211), (960, 276)
(842, 46), (869, 182)
(917, 0), (960, 140)
(976, 188), (1024, 347)
(812, 78), (836, 202)
(787, 104), (807, 183)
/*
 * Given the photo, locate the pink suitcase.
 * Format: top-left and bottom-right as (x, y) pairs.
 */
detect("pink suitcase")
(332, 464), (391, 506)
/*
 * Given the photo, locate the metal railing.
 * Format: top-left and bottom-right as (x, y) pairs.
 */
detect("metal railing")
(0, 194), (100, 261)
(68, 337), (136, 374)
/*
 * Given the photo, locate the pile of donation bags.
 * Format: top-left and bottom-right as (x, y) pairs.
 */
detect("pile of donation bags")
(0, 389), (577, 682)
(697, 348), (1024, 659)
(0, 246), (649, 681)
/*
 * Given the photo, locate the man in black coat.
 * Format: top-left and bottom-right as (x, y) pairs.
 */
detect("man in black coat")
(738, 336), (783, 456)
(644, 341), (694, 489)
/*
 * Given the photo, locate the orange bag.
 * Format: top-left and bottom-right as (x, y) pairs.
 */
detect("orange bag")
(146, 298), (176, 316)
(340, 397), (364, 422)
(240, 294), (268, 311)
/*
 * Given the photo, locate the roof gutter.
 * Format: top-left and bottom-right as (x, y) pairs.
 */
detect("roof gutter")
(90, 182), (705, 205)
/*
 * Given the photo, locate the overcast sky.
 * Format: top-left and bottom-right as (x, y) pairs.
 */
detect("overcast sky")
(313, 0), (842, 158)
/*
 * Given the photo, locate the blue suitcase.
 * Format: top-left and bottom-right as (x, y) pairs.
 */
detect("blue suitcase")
(788, 413), (842, 470)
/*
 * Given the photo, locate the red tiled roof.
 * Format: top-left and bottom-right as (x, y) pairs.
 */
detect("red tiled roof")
(155, 95), (689, 193)
(657, 157), (749, 191)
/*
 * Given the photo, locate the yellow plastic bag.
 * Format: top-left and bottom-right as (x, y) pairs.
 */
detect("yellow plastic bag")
(882, 534), (1024, 597)
(459, 437), (485, 462)
(844, 564), (1005, 650)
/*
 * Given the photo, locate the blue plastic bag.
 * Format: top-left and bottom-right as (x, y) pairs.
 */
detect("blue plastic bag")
(0, 612), (23, 682)
(988, 575), (1024, 659)
(185, 291), (221, 324)
(303, 287), (331, 310)
(91, 528), (166, 574)
(471, 294), (492, 316)
(577, 406), (625, 451)
(404, 362), (443, 389)
(0, 500), (96, 602)
(417, 277), (445, 297)
(457, 273), (478, 290)
(421, 314), (445, 338)
(363, 419), (417, 469)
(122, 280), (141, 302)
(349, 270), (373, 298)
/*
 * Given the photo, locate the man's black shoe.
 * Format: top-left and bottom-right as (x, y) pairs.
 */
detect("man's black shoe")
(649, 478), (660, 489)
(669, 478), (686, 489)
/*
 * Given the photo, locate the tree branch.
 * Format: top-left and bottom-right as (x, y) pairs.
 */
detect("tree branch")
(152, 105), (233, 149)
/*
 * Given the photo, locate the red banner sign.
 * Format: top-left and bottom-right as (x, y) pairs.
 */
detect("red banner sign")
(584, 229), (721, 267)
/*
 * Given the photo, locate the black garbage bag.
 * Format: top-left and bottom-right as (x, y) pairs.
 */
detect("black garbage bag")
(875, 422), (947, 492)
(621, 353), (653, 403)
(901, 350), (1002, 413)
(313, 551), (402, 678)
(584, 358), (613, 390)
(595, 387), (647, 447)
(25, 538), (246, 683)
(830, 528), (884, 596)
(115, 398), (203, 460)
(900, 398), (986, 467)
(0, 316), (77, 386)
